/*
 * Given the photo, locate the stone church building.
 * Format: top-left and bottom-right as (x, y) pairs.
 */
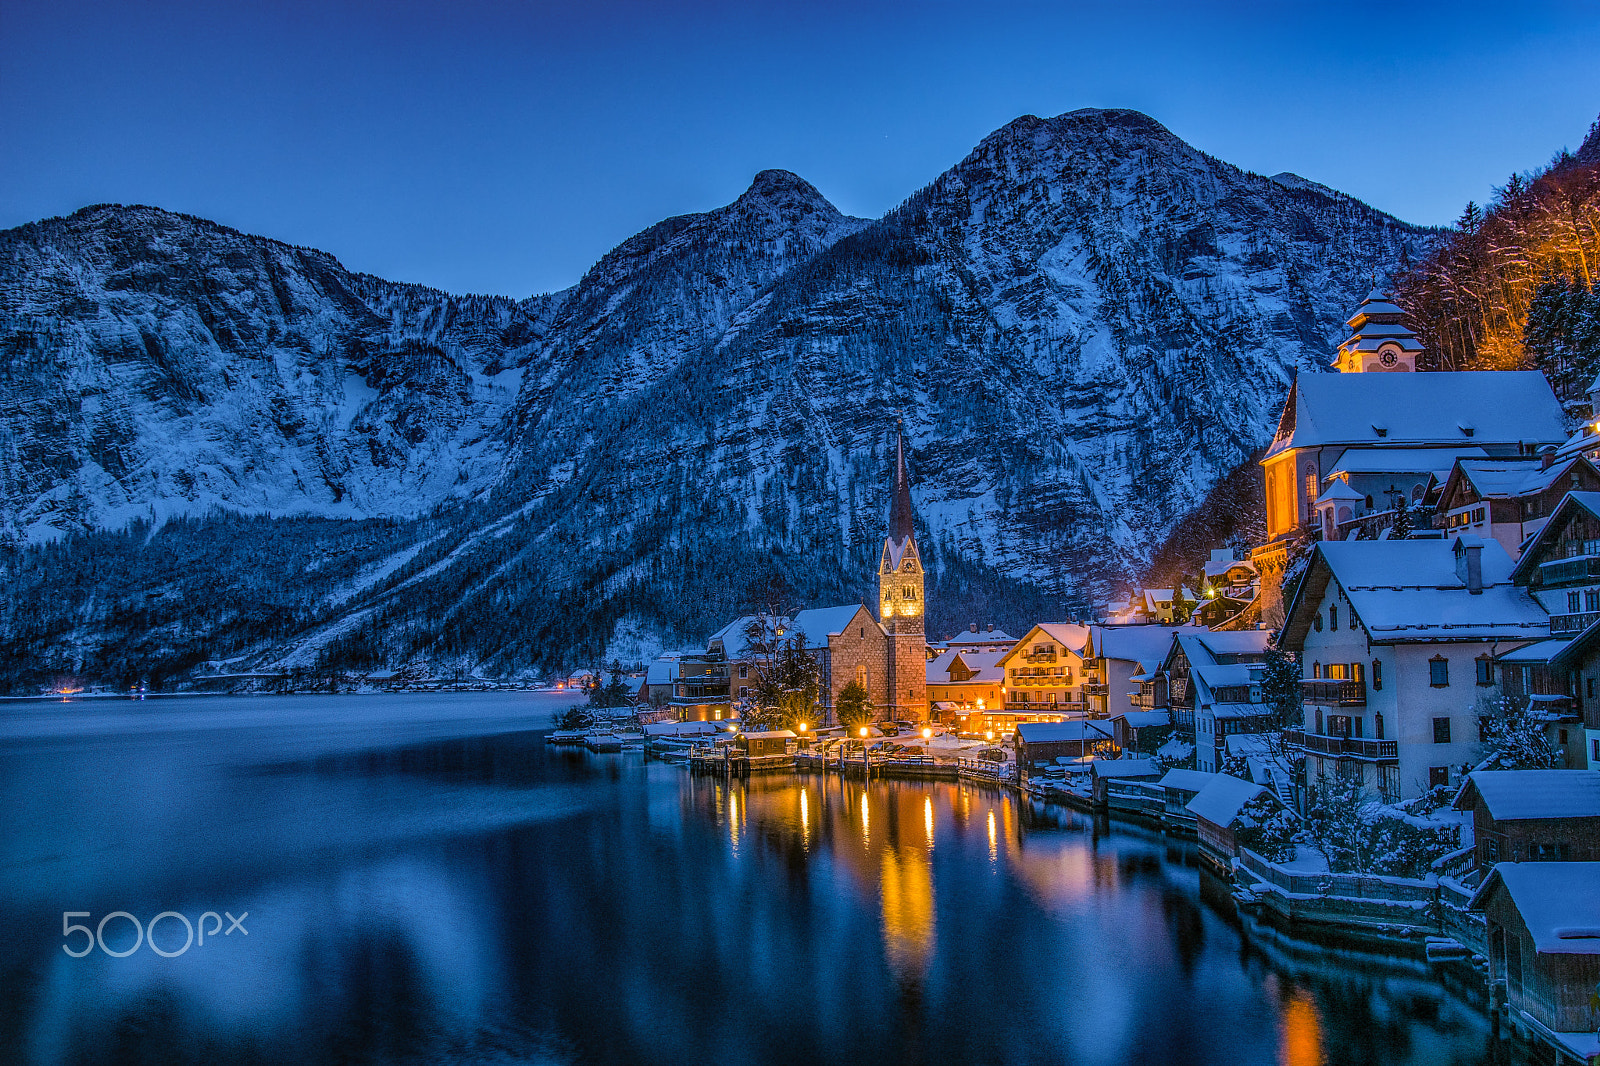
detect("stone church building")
(670, 432), (929, 724)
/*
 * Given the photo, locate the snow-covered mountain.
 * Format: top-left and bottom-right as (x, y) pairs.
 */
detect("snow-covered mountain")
(0, 109), (1437, 686)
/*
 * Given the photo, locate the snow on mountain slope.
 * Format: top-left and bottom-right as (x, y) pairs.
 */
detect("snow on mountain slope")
(0, 205), (563, 542)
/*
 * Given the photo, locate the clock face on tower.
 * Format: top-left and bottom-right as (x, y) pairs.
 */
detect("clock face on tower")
(1379, 350), (1398, 367)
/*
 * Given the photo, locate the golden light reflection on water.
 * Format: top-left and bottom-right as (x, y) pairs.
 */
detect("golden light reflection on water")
(923, 796), (933, 846)
(860, 790), (870, 843)
(880, 844), (935, 980)
(1278, 984), (1325, 1066)
(987, 809), (997, 863)
(799, 787), (809, 843)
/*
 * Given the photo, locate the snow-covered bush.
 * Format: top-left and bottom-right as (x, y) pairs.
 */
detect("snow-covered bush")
(1476, 694), (1562, 771)
(1304, 773), (1460, 876)
(1234, 792), (1298, 863)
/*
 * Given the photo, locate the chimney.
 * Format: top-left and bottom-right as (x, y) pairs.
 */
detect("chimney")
(1541, 445), (1557, 471)
(1454, 536), (1484, 594)
(969, 623), (979, 633)
(987, 624), (994, 632)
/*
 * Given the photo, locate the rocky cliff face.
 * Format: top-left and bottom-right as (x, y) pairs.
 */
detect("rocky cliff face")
(0, 205), (564, 540)
(0, 110), (1438, 685)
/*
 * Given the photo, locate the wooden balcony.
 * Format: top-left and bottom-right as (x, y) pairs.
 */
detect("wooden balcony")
(1551, 611), (1600, 636)
(1284, 728), (1396, 760)
(1300, 679), (1366, 706)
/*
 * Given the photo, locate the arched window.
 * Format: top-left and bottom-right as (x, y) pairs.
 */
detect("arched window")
(856, 665), (868, 689)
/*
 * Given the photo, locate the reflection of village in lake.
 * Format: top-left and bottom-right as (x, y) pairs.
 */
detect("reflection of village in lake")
(670, 767), (1502, 1066)
(0, 697), (1523, 1066)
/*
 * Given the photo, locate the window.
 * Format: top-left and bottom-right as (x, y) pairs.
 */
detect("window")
(1330, 604), (1338, 629)
(1588, 590), (1600, 612)
(1475, 657), (1493, 686)
(1305, 472), (1317, 502)
(1570, 591), (1582, 613)
(1313, 614), (1322, 632)
(1484, 837), (1498, 864)
(739, 686), (749, 698)
(739, 664), (748, 679)
(1433, 717), (1452, 744)
(1428, 766), (1450, 788)
(1429, 656), (1449, 687)
(1559, 728), (1569, 744)
(1374, 712), (1384, 740)
(1372, 659), (1382, 690)
(1312, 661), (1321, 679)
(1349, 609), (1357, 631)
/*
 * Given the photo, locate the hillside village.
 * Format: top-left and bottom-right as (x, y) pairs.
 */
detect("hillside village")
(588, 288), (1600, 1063)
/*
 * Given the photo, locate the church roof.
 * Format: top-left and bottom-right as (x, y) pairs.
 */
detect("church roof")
(887, 429), (916, 545)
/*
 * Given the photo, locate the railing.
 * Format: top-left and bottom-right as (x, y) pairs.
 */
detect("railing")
(1550, 611), (1600, 635)
(1130, 692), (1166, 709)
(1284, 728), (1396, 759)
(1536, 554), (1600, 586)
(1081, 682), (1108, 695)
(1300, 679), (1367, 706)
(1003, 701), (1087, 714)
(1237, 849), (1436, 902)
(1024, 652), (1058, 663)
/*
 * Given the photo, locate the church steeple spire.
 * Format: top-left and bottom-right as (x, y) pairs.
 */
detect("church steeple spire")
(888, 428), (915, 545)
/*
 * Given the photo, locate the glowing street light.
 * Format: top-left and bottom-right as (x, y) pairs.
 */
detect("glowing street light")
(922, 727), (932, 739)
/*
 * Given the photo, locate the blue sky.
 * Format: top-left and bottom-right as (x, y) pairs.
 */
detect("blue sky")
(3, 0), (1597, 296)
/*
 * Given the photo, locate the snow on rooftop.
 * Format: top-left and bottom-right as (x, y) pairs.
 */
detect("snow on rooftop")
(1450, 457), (1569, 499)
(1455, 770), (1600, 821)
(949, 627), (1015, 644)
(1159, 768), (1219, 793)
(1109, 709), (1171, 728)
(1327, 447), (1486, 477)
(1093, 625), (1183, 664)
(1015, 721), (1112, 743)
(1186, 775), (1268, 828)
(790, 604), (871, 648)
(1316, 540), (1548, 642)
(1472, 862), (1600, 954)
(1271, 372), (1565, 456)
(1092, 758), (1160, 779)
(926, 646), (1006, 684)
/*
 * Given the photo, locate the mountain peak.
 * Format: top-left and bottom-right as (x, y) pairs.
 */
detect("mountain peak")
(736, 169), (832, 208)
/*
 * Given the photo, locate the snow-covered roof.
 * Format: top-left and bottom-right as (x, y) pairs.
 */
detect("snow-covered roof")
(1296, 540), (1548, 645)
(1447, 458), (1571, 500)
(1470, 863), (1600, 954)
(949, 627), (1015, 645)
(1159, 768), (1219, 794)
(926, 647), (1006, 685)
(1109, 709), (1171, 728)
(645, 660), (679, 684)
(1174, 630), (1271, 672)
(791, 604), (872, 649)
(1224, 733), (1275, 757)
(1003, 623), (1091, 661)
(1327, 447), (1486, 478)
(643, 720), (721, 737)
(740, 729), (796, 740)
(1344, 290), (1410, 326)
(1091, 758), (1161, 779)
(1015, 721), (1113, 743)
(1315, 479), (1364, 504)
(1194, 663), (1256, 688)
(1208, 702), (1271, 721)
(1266, 372), (1566, 458)
(1495, 638), (1572, 665)
(1090, 625), (1182, 665)
(1453, 770), (1600, 820)
(1204, 557), (1257, 578)
(1186, 775), (1268, 828)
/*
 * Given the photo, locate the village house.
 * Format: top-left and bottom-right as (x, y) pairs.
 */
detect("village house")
(1434, 454), (1600, 561)
(1162, 630), (1273, 773)
(1108, 709), (1172, 755)
(1014, 720), (1114, 786)
(1470, 863), (1600, 1055)
(1282, 537), (1549, 802)
(1081, 625), (1183, 718)
(736, 729), (797, 758)
(1158, 768), (1220, 831)
(1453, 770), (1600, 874)
(1090, 758), (1162, 806)
(936, 624), (1017, 656)
(1506, 491), (1600, 768)
(924, 646), (1005, 732)
(997, 623), (1092, 719)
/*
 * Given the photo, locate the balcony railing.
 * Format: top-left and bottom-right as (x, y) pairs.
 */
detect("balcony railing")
(1024, 652), (1058, 663)
(1131, 692), (1167, 709)
(1551, 611), (1600, 636)
(1285, 728), (1396, 760)
(1300, 679), (1367, 706)
(1081, 682), (1108, 695)
(1536, 554), (1600, 586)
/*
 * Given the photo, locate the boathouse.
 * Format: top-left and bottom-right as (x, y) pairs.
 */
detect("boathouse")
(737, 730), (797, 758)
(1187, 774), (1271, 869)
(1470, 862), (1600, 1054)
(1452, 770), (1600, 874)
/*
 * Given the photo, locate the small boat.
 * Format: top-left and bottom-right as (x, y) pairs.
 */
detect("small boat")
(584, 731), (623, 752)
(546, 729), (588, 745)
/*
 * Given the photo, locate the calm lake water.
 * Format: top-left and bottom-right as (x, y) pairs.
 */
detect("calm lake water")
(0, 692), (1526, 1065)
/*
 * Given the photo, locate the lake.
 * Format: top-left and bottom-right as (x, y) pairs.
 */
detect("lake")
(0, 692), (1522, 1065)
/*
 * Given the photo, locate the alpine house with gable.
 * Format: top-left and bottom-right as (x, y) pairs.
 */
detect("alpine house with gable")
(1282, 537), (1548, 801)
